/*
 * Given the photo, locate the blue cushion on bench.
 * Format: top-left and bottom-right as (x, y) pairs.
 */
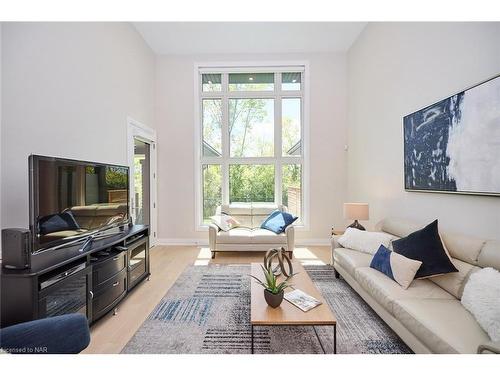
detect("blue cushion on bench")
(261, 210), (298, 234)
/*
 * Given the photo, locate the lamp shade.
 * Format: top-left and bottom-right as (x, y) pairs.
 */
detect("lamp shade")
(343, 203), (369, 221)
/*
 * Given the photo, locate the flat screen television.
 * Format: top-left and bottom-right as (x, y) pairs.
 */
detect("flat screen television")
(29, 155), (130, 253)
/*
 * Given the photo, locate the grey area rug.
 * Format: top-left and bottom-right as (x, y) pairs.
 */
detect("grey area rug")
(122, 264), (412, 354)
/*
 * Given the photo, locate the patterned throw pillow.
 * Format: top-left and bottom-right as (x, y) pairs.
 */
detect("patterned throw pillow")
(370, 245), (423, 289)
(210, 214), (240, 231)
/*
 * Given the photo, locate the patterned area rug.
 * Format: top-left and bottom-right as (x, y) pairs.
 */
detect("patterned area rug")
(121, 264), (412, 354)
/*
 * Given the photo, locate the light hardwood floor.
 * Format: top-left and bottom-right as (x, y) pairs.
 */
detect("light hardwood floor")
(83, 245), (331, 354)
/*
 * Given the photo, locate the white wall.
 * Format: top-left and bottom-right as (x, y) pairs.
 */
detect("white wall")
(347, 22), (500, 240)
(155, 53), (348, 243)
(1, 23), (155, 229)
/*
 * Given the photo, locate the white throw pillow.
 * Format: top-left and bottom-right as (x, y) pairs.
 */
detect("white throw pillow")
(338, 228), (395, 255)
(461, 267), (500, 341)
(210, 214), (240, 232)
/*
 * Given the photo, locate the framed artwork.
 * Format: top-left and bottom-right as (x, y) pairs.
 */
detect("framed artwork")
(403, 74), (500, 196)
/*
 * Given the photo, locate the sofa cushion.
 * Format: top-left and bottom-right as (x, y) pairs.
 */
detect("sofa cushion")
(477, 240), (500, 271)
(221, 203), (252, 215)
(217, 228), (286, 245)
(333, 248), (373, 276)
(430, 258), (480, 299)
(251, 229), (286, 244)
(392, 220), (458, 279)
(354, 267), (455, 314)
(217, 228), (253, 244)
(378, 217), (423, 238)
(252, 203), (282, 215)
(392, 299), (489, 353)
(441, 232), (485, 265)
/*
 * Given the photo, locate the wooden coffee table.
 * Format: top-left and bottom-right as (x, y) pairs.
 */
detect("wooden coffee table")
(250, 262), (337, 354)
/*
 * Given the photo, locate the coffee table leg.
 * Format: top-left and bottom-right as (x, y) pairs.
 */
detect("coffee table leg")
(313, 326), (326, 354)
(334, 324), (337, 354)
(251, 325), (254, 354)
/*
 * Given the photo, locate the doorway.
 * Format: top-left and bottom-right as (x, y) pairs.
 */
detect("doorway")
(127, 117), (157, 246)
(133, 139), (150, 226)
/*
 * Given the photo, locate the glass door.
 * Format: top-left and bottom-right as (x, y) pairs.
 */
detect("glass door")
(133, 138), (150, 226)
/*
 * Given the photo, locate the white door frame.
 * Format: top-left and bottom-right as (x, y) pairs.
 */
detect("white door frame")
(127, 117), (158, 247)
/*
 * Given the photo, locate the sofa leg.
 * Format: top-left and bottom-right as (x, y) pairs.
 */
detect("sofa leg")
(288, 251), (293, 259)
(334, 269), (340, 279)
(211, 251), (216, 259)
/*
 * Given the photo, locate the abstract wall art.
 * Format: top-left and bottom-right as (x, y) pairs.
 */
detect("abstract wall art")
(403, 75), (500, 196)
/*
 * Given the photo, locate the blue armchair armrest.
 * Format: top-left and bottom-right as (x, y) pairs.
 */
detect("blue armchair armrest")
(0, 313), (90, 354)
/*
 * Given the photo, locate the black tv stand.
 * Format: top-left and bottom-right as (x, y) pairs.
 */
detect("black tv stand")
(1, 225), (150, 328)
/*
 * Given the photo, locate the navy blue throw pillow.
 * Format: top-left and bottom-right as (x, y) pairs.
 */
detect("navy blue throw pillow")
(261, 210), (298, 234)
(39, 211), (80, 235)
(392, 220), (458, 279)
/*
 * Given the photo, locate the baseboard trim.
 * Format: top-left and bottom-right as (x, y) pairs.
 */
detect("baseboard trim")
(156, 238), (331, 247)
(156, 238), (208, 246)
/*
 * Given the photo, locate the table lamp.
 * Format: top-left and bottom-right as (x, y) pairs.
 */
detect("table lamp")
(343, 203), (369, 231)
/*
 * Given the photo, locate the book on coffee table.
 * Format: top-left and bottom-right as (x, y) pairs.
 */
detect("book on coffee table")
(284, 289), (322, 312)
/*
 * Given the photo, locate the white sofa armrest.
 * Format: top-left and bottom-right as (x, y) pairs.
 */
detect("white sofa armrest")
(331, 234), (344, 250)
(208, 224), (219, 251)
(285, 225), (295, 253)
(478, 341), (500, 354)
(331, 235), (344, 266)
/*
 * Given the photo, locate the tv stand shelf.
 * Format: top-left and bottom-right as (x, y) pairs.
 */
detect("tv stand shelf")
(1, 224), (150, 328)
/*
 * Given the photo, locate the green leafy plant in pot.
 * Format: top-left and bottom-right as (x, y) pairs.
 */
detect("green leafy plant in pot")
(250, 265), (291, 308)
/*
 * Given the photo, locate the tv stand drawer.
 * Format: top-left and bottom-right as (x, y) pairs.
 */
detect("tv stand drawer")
(92, 268), (127, 320)
(92, 251), (126, 287)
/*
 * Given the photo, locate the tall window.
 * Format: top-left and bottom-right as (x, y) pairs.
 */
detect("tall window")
(198, 67), (306, 226)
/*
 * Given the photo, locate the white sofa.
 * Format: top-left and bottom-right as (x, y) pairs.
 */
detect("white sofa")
(331, 217), (500, 354)
(208, 203), (295, 259)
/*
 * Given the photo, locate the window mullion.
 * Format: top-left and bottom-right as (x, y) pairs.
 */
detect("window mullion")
(275, 72), (283, 207)
(221, 73), (229, 205)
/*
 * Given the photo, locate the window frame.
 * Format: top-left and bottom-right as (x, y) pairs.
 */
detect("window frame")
(194, 62), (310, 231)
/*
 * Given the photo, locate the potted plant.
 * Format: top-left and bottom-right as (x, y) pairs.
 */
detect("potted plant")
(250, 265), (291, 308)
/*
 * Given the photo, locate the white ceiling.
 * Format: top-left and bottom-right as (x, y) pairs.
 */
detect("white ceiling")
(133, 22), (367, 55)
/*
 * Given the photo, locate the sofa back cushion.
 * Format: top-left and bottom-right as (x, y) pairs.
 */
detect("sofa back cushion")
(378, 218), (489, 266)
(378, 218), (500, 298)
(440, 232), (485, 265)
(431, 258), (481, 299)
(477, 241), (500, 271)
(219, 203), (285, 228)
(378, 218), (422, 238)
